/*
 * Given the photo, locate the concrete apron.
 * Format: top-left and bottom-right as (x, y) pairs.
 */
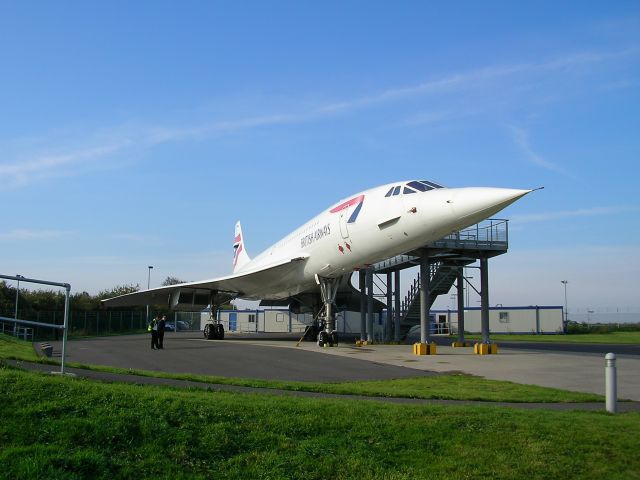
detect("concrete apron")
(243, 340), (640, 402)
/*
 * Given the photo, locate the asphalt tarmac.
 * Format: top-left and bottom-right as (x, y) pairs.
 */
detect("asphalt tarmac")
(50, 332), (434, 382)
(41, 331), (640, 401)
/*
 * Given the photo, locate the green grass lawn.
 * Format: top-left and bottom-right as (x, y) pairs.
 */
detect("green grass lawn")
(0, 333), (603, 403)
(0, 367), (638, 480)
(0, 333), (40, 361)
(464, 331), (640, 344)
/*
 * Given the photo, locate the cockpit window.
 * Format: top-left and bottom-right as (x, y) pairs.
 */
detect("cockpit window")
(420, 180), (444, 189)
(386, 181), (443, 198)
(407, 181), (431, 192)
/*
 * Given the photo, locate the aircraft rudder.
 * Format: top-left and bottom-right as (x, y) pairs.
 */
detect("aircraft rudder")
(233, 221), (251, 273)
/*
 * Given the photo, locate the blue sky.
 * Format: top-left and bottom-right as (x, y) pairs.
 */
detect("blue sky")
(1, 1), (638, 314)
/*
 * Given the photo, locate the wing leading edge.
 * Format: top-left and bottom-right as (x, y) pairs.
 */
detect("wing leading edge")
(101, 254), (309, 310)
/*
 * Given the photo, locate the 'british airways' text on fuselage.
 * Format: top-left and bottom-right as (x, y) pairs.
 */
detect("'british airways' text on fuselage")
(300, 224), (331, 248)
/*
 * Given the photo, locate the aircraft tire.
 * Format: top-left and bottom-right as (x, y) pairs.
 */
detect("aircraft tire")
(317, 330), (328, 347)
(330, 331), (338, 347)
(215, 324), (225, 340)
(204, 324), (215, 340)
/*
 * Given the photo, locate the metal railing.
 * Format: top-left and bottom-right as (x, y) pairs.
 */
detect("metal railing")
(0, 274), (70, 374)
(431, 219), (509, 249)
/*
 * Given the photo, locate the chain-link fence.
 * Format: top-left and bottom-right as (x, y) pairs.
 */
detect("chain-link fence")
(0, 309), (147, 341)
(0, 309), (201, 341)
(0, 309), (206, 341)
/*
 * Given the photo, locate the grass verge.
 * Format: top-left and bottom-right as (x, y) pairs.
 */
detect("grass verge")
(0, 333), (603, 403)
(0, 367), (638, 479)
(0, 333), (41, 361)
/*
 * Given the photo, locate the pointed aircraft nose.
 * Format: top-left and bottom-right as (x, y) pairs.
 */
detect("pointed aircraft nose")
(445, 187), (532, 225)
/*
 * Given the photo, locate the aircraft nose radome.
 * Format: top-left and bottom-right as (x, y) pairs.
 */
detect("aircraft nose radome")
(447, 187), (532, 223)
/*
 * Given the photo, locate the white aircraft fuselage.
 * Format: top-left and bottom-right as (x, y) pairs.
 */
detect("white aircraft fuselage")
(233, 180), (531, 300)
(103, 179), (533, 311)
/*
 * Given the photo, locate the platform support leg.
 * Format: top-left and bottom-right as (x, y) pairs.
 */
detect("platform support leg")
(474, 257), (497, 354)
(480, 257), (490, 344)
(419, 256), (430, 345)
(452, 268), (470, 347)
(366, 268), (374, 343)
(414, 255), (436, 355)
(359, 270), (366, 342)
(386, 272), (392, 343)
(394, 270), (401, 343)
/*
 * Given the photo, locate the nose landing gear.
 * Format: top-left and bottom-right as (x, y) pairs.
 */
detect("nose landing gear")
(316, 275), (341, 347)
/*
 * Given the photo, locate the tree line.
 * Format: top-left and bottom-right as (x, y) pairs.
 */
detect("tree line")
(0, 276), (191, 317)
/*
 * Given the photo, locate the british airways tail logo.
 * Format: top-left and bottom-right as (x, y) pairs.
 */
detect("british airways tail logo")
(330, 194), (365, 223)
(233, 234), (243, 266)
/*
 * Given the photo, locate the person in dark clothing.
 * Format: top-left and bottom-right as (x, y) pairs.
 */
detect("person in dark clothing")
(157, 315), (166, 349)
(148, 314), (159, 350)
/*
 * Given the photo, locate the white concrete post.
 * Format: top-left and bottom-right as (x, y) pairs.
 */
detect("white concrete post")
(605, 353), (617, 413)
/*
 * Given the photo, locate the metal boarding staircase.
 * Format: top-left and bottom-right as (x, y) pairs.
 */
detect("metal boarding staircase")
(398, 261), (466, 336)
(370, 219), (511, 338)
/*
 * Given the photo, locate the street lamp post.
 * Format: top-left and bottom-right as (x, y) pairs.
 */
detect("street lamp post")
(146, 266), (154, 325)
(561, 280), (568, 331)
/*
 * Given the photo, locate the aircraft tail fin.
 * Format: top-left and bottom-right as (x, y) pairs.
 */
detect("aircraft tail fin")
(232, 221), (251, 273)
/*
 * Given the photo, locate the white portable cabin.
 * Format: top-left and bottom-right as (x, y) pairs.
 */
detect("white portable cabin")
(436, 306), (564, 334)
(206, 309), (382, 336)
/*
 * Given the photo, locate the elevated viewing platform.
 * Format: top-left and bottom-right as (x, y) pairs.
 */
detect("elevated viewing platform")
(372, 219), (509, 274)
(365, 219), (512, 341)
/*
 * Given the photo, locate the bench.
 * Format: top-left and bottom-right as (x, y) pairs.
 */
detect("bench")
(39, 343), (53, 358)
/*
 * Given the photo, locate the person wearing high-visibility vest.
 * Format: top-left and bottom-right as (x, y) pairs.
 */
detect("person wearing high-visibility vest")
(148, 314), (160, 350)
(157, 315), (166, 349)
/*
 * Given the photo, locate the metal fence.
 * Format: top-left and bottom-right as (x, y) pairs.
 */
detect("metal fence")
(0, 274), (70, 374)
(0, 309), (205, 340)
(0, 309), (147, 340)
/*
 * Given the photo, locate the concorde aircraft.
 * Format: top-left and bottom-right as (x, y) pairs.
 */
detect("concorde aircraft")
(102, 180), (534, 345)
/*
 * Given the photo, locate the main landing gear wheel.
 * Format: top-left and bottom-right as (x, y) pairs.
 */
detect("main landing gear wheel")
(214, 323), (224, 340)
(204, 324), (225, 340)
(204, 324), (214, 339)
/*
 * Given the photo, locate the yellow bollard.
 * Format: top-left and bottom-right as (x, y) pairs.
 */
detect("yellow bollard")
(474, 343), (498, 355)
(413, 342), (437, 355)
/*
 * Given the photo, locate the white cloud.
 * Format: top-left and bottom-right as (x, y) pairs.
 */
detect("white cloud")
(508, 125), (573, 176)
(0, 142), (131, 189)
(511, 206), (640, 223)
(0, 229), (69, 241)
(1, 47), (635, 189)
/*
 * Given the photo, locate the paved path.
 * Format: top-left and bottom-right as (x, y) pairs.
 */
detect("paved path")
(11, 360), (640, 412)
